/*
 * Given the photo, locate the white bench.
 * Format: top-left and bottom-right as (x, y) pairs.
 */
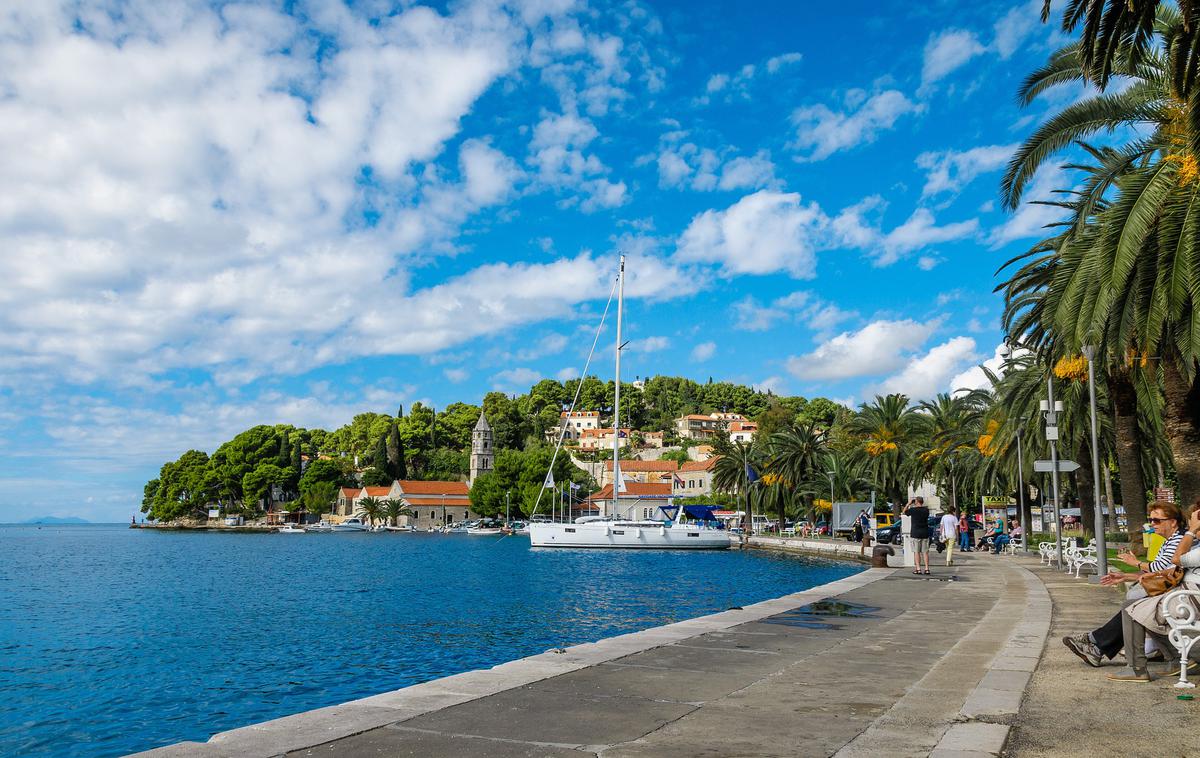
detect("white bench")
(1004, 536), (1024, 555)
(1164, 589), (1200, 688)
(1039, 540), (1057, 565)
(1069, 540), (1099, 577)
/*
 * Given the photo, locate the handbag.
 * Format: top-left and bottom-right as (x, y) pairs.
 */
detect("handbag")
(1138, 566), (1186, 596)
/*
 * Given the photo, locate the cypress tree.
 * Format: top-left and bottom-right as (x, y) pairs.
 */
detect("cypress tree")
(371, 433), (389, 474)
(277, 430), (290, 467)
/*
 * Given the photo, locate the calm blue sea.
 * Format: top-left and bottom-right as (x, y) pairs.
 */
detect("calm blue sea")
(0, 524), (860, 756)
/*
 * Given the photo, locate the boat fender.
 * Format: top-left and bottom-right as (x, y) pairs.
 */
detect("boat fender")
(659, 526), (666, 536)
(634, 528), (642, 538)
(604, 525), (611, 536)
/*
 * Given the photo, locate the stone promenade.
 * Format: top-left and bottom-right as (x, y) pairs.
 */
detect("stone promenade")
(137, 544), (1055, 758)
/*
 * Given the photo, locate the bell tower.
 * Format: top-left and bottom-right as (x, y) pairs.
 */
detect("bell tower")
(469, 412), (493, 486)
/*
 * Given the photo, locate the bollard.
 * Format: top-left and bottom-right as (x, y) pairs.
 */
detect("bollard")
(871, 544), (894, 568)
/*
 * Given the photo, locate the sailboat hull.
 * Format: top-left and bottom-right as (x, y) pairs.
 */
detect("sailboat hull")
(528, 522), (731, 549)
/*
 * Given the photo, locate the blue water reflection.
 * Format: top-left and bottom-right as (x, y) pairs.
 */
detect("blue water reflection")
(0, 525), (859, 756)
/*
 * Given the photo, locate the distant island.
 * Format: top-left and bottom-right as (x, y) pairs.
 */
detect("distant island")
(20, 516), (91, 525)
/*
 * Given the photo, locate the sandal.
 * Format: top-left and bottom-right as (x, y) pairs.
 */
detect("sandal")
(912, 569), (920, 574)
(923, 569), (931, 575)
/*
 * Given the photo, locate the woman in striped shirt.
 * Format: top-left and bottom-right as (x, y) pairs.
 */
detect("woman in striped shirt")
(1062, 501), (1186, 667)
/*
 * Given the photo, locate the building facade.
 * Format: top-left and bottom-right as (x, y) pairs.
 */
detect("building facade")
(674, 412), (749, 441)
(672, 457), (718, 497)
(601, 459), (679, 487)
(583, 481), (673, 520)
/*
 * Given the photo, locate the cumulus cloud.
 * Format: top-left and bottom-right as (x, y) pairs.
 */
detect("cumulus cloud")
(872, 337), (980, 400)
(492, 367), (542, 389)
(791, 90), (924, 161)
(675, 191), (825, 277)
(654, 141), (777, 192)
(696, 51), (800, 104)
(691, 341), (717, 362)
(916, 144), (1016, 197)
(786, 319), (939, 381)
(922, 30), (986, 87)
(988, 166), (1070, 246)
(949, 342), (1018, 393)
(528, 110), (628, 211)
(627, 336), (670, 353)
(832, 199), (979, 267)
(444, 368), (470, 383)
(731, 291), (856, 335)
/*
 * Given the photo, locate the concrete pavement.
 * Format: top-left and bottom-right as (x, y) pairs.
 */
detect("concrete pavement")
(134, 546), (1049, 758)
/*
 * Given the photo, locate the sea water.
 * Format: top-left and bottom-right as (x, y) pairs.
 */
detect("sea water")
(0, 524), (860, 756)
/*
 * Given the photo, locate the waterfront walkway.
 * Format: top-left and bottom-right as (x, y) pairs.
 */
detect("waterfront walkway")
(139, 544), (1052, 758)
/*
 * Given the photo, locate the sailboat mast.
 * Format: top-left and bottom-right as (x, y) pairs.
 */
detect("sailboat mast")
(613, 254), (625, 520)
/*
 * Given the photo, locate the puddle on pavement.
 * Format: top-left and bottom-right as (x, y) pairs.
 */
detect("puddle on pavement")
(759, 599), (882, 629)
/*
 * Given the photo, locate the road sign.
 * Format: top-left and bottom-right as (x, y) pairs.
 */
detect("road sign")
(1033, 459), (1081, 473)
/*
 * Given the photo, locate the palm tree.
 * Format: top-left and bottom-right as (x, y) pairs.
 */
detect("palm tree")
(356, 496), (384, 527)
(382, 498), (414, 527)
(712, 440), (766, 529)
(845, 394), (923, 513)
(914, 392), (989, 515)
(766, 421), (828, 529)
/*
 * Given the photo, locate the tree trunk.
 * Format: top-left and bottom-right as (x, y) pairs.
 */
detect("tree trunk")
(1077, 441), (1096, 538)
(1161, 358), (1200, 508)
(1110, 366), (1148, 542)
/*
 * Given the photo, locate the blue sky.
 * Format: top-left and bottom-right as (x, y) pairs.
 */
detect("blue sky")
(0, 0), (1077, 521)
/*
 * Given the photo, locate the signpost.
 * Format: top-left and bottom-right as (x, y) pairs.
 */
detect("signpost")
(1033, 459), (1080, 473)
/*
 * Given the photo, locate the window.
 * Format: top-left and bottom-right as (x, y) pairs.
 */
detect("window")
(613, 530), (625, 535)
(565, 528), (576, 533)
(430, 512), (435, 520)
(688, 533), (699, 537)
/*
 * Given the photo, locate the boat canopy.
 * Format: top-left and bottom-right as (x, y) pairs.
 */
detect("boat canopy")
(659, 504), (721, 522)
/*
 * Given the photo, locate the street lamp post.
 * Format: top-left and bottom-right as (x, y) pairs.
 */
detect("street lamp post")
(1041, 378), (1064, 568)
(1081, 345), (1109, 577)
(1016, 420), (1029, 553)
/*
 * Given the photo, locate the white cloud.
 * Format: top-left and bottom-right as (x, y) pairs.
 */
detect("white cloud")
(786, 319), (939, 381)
(444, 368), (469, 383)
(460, 139), (523, 206)
(627, 336), (669, 353)
(732, 297), (789, 331)
(676, 190), (825, 277)
(832, 200), (979, 267)
(492, 367), (542, 389)
(922, 30), (986, 87)
(916, 144), (1016, 197)
(791, 90), (924, 161)
(766, 52), (803, 73)
(719, 151), (778, 190)
(528, 110), (628, 211)
(993, 0), (1043, 59)
(917, 255), (941, 271)
(873, 337), (980, 400)
(556, 366), (581, 381)
(950, 342), (1017, 393)
(988, 166), (1070, 246)
(691, 341), (717, 362)
(753, 376), (788, 394)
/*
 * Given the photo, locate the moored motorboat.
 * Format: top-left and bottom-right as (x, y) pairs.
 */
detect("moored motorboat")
(382, 524), (414, 532)
(331, 517), (368, 532)
(466, 518), (504, 535)
(275, 524), (306, 534)
(304, 520), (333, 533)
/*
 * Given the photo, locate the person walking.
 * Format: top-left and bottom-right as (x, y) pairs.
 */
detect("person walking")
(904, 498), (931, 575)
(941, 507), (960, 566)
(958, 511), (971, 552)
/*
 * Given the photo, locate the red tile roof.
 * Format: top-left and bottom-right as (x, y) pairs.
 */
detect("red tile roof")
(585, 482), (673, 501)
(680, 457), (719, 472)
(339, 487), (359, 496)
(402, 496), (472, 506)
(604, 460), (679, 472)
(397, 480), (469, 496)
(363, 486), (392, 497)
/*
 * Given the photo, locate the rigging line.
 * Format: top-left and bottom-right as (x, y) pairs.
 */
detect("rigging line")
(530, 268), (620, 518)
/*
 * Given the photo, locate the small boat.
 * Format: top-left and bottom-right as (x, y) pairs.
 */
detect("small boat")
(382, 524), (414, 532)
(276, 524), (306, 534)
(331, 517), (369, 532)
(467, 518), (504, 535)
(503, 520), (529, 535)
(304, 521), (333, 533)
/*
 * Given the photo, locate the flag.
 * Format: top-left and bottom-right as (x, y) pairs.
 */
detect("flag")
(617, 429), (628, 438)
(617, 475), (628, 494)
(569, 481), (580, 491)
(673, 474), (684, 486)
(544, 471), (555, 489)
(745, 463), (759, 484)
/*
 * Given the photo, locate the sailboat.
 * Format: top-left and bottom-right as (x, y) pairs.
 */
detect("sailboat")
(528, 255), (731, 550)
